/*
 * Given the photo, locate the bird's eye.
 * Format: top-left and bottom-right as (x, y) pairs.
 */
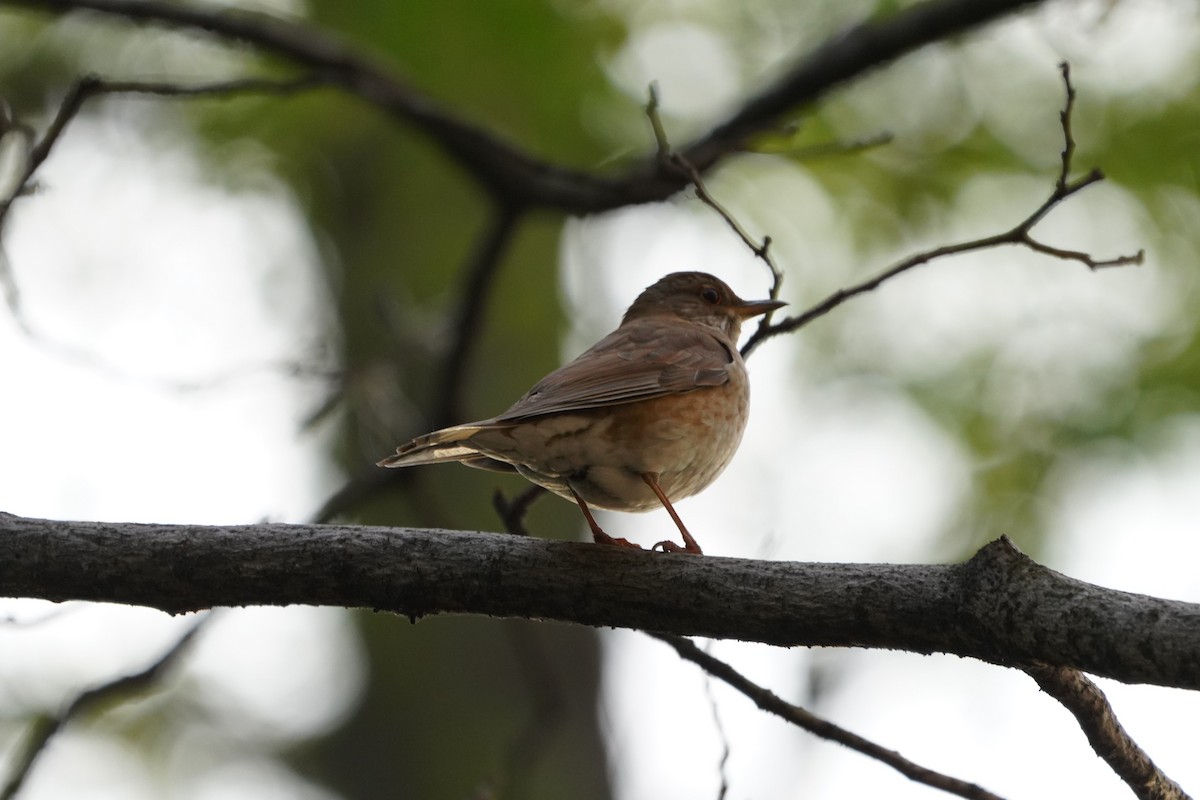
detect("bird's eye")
(700, 287), (720, 305)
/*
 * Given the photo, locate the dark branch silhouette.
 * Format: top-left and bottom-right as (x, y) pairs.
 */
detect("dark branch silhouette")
(0, 73), (327, 228)
(0, 615), (211, 800)
(434, 206), (524, 430)
(494, 475), (1001, 798)
(9, 0), (1043, 213)
(1026, 665), (1192, 800)
(652, 633), (1006, 800)
(0, 74), (338, 391)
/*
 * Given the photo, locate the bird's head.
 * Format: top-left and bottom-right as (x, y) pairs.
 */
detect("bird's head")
(622, 271), (785, 340)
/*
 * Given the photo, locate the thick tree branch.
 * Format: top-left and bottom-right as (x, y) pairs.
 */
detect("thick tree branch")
(8, 0), (1045, 212)
(679, 0), (1042, 170)
(2, 512), (1197, 691)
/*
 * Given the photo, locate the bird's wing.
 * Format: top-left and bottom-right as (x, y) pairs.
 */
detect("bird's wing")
(495, 320), (738, 422)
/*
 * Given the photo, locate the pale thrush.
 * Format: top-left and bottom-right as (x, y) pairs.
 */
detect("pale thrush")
(378, 271), (783, 554)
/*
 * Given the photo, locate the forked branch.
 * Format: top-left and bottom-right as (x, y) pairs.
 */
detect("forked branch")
(740, 62), (1144, 357)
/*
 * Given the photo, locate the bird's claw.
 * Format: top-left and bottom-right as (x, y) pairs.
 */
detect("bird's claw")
(652, 539), (703, 555)
(592, 530), (645, 550)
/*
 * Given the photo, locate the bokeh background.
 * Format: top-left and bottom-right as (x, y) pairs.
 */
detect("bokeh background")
(2, 0), (1199, 798)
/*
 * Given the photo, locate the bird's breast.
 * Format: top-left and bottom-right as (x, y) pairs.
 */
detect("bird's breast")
(570, 370), (750, 511)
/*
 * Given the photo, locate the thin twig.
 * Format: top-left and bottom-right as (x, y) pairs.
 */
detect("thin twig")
(645, 81), (672, 156)
(0, 76), (321, 798)
(740, 62), (1144, 357)
(1026, 665), (1192, 800)
(0, 613), (212, 800)
(492, 485), (547, 537)
(646, 85), (779, 270)
(434, 205), (523, 430)
(1, 73), (327, 227)
(0, 75), (337, 398)
(318, 206), (526, 523)
(1056, 61), (1077, 192)
(645, 83), (785, 343)
(650, 633), (1006, 800)
(700, 642), (732, 800)
(0, 73), (337, 385)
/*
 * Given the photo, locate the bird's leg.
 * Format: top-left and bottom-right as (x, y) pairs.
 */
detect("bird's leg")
(641, 473), (703, 555)
(568, 486), (643, 550)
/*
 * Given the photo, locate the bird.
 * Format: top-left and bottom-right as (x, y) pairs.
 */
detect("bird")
(377, 271), (784, 555)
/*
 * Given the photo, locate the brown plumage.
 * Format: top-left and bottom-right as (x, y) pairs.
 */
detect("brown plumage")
(378, 271), (784, 554)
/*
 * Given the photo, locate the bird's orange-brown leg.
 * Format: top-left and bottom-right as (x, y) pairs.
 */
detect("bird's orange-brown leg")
(641, 473), (703, 555)
(568, 486), (643, 550)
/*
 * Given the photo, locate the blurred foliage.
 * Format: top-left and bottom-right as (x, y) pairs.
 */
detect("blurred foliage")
(3, 0), (1200, 797)
(255, 4), (631, 796)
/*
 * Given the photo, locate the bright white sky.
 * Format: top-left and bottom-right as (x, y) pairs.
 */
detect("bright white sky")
(2, 1), (1200, 799)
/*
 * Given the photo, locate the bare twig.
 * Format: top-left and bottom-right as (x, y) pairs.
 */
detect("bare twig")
(491, 468), (975, 800)
(645, 83), (785, 343)
(318, 206), (525, 523)
(312, 469), (398, 524)
(0, 74), (328, 797)
(1056, 61), (1078, 191)
(0, 73), (339, 390)
(0, 614), (211, 800)
(493, 485), (547, 537)
(740, 62), (1144, 357)
(651, 633), (1006, 800)
(0, 73), (327, 227)
(700, 642), (732, 800)
(433, 206), (523, 430)
(646, 84), (779, 274)
(1026, 665), (1191, 800)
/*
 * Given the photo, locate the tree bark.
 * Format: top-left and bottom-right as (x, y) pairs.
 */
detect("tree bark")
(2, 511), (1196, 690)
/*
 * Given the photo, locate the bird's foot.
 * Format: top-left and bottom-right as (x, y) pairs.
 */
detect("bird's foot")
(652, 538), (703, 556)
(592, 529), (645, 550)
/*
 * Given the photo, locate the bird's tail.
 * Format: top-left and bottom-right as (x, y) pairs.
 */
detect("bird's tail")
(376, 424), (490, 468)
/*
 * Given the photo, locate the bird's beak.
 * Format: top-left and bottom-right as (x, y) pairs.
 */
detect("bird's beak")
(733, 297), (787, 318)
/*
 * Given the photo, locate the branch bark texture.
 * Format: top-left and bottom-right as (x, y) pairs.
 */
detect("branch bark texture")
(2, 512), (1196, 691)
